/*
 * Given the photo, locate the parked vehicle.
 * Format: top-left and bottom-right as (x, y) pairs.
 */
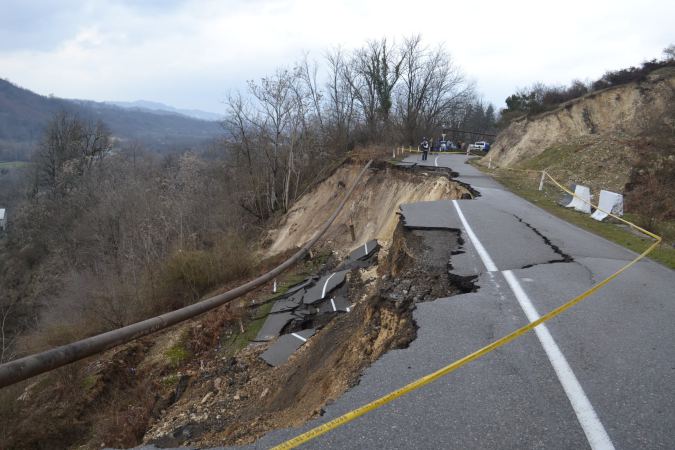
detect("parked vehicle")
(434, 140), (458, 151)
(473, 141), (490, 151)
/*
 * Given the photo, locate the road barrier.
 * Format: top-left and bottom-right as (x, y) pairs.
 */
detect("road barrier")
(0, 161), (374, 389)
(272, 165), (661, 449)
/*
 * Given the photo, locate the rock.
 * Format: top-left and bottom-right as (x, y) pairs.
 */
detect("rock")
(233, 394), (240, 400)
(213, 377), (222, 391)
(200, 392), (213, 404)
(260, 387), (270, 399)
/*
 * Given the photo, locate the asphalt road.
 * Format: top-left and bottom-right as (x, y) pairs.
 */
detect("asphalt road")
(234, 154), (675, 449)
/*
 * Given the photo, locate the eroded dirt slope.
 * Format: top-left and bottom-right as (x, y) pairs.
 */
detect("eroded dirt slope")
(485, 69), (675, 173)
(266, 160), (472, 257)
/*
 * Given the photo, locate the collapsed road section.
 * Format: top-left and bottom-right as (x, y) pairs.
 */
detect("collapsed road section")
(258, 241), (380, 366)
(140, 161), (479, 448)
(142, 212), (476, 447)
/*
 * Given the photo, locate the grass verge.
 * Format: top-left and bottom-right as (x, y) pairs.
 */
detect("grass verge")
(472, 163), (675, 270)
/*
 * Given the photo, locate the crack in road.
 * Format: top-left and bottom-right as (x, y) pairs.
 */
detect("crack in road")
(512, 214), (575, 269)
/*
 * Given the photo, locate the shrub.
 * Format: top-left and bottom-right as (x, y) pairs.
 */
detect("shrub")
(160, 233), (254, 304)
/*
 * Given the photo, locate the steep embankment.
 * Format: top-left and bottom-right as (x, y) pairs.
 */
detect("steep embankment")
(266, 160), (471, 257)
(484, 68), (675, 194)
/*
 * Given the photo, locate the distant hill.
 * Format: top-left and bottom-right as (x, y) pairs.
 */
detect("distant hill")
(107, 100), (223, 121)
(0, 79), (223, 161)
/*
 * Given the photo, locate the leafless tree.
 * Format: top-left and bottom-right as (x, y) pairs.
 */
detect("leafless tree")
(396, 35), (474, 144)
(325, 46), (357, 150)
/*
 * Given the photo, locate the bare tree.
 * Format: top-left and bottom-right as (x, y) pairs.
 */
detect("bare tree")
(35, 111), (111, 198)
(396, 35), (473, 144)
(325, 46), (357, 150)
(344, 38), (404, 140)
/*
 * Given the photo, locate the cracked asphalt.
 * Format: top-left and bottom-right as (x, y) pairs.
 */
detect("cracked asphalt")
(226, 154), (675, 449)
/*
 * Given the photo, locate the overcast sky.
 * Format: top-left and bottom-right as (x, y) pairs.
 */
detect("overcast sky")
(1, 0), (673, 114)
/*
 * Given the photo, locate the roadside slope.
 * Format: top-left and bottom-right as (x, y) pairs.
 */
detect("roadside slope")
(485, 68), (675, 174)
(266, 160), (472, 257)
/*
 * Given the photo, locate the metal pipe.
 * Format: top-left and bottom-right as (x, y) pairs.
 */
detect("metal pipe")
(0, 160), (373, 388)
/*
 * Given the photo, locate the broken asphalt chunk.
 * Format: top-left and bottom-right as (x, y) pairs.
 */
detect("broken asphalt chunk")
(254, 311), (295, 342)
(316, 296), (351, 314)
(303, 270), (348, 304)
(269, 292), (303, 314)
(260, 329), (316, 366)
(282, 276), (317, 297)
(348, 239), (379, 261)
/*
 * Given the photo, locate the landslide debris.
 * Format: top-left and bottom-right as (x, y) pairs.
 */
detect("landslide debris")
(2, 160), (474, 450)
(142, 214), (472, 448)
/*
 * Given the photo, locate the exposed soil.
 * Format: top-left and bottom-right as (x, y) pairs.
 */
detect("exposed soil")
(265, 161), (472, 258)
(141, 216), (470, 448)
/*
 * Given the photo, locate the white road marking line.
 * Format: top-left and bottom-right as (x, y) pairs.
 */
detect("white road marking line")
(502, 270), (614, 450)
(452, 200), (614, 450)
(434, 156), (439, 167)
(364, 242), (368, 255)
(330, 298), (337, 312)
(291, 333), (307, 342)
(321, 272), (337, 298)
(452, 200), (498, 272)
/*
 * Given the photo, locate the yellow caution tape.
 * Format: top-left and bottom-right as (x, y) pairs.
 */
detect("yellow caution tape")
(272, 170), (661, 450)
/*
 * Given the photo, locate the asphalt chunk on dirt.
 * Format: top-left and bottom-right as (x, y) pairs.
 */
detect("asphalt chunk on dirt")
(347, 239), (379, 261)
(254, 311), (295, 342)
(303, 270), (349, 304)
(315, 295), (351, 314)
(260, 329), (316, 366)
(268, 291), (304, 314)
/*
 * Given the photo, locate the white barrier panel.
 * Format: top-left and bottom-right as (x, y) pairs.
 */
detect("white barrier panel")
(591, 190), (624, 221)
(565, 184), (591, 214)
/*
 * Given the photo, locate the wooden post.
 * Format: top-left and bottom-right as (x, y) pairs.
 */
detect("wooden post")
(538, 171), (546, 191)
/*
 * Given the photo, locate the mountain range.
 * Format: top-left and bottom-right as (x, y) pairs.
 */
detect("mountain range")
(107, 100), (223, 122)
(0, 78), (223, 161)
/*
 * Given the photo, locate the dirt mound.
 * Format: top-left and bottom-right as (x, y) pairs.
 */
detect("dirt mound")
(265, 161), (471, 257)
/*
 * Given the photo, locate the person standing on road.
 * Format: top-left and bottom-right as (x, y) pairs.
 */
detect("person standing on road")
(420, 137), (429, 161)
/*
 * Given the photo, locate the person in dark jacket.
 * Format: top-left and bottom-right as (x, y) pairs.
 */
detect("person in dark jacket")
(420, 137), (429, 161)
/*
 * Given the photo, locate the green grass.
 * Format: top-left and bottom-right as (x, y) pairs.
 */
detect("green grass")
(165, 342), (190, 368)
(0, 161), (30, 169)
(160, 373), (180, 387)
(81, 374), (99, 392)
(519, 143), (579, 171)
(225, 301), (274, 356)
(479, 167), (675, 270)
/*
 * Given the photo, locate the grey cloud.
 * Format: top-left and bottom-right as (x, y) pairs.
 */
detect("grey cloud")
(0, 0), (190, 52)
(0, 0), (85, 51)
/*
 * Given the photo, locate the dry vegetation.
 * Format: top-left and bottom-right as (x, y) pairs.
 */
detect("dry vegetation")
(483, 66), (675, 249)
